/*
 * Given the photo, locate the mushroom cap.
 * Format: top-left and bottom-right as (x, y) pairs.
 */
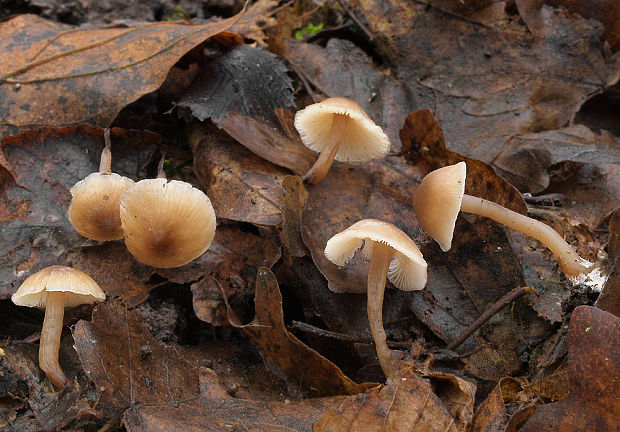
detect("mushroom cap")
(11, 266), (106, 308)
(413, 162), (466, 252)
(69, 172), (135, 241)
(324, 219), (427, 291)
(120, 178), (217, 268)
(294, 97), (390, 162)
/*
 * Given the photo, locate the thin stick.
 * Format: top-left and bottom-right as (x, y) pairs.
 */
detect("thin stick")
(446, 287), (537, 351)
(336, 0), (372, 40)
(290, 321), (411, 348)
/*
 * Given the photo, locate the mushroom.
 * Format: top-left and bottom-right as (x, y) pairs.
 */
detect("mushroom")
(11, 266), (105, 389)
(413, 162), (591, 282)
(119, 157), (217, 268)
(68, 129), (134, 241)
(294, 97), (390, 184)
(324, 219), (427, 377)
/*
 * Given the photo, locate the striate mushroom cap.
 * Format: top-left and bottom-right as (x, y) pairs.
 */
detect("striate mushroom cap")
(69, 172), (135, 241)
(324, 219), (427, 291)
(294, 97), (390, 162)
(11, 266), (106, 308)
(413, 162), (466, 252)
(120, 178), (217, 268)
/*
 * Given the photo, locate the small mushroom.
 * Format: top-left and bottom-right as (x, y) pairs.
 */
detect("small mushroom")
(120, 157), (216, 268)
(68, 129), (134, 241)
(11, 266), (105, 389)
(324, 219), (427, 377)
(294, 97), (390, 184)
(413, 162), (592, 282)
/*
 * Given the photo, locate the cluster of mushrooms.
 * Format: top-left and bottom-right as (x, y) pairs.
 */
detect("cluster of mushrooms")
(12, 99), (593, 389)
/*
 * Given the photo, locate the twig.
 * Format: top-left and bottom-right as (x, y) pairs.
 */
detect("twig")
(336, 0), (372, 40)
(290, 320), (411, 348)
(446, 287), (537, 351)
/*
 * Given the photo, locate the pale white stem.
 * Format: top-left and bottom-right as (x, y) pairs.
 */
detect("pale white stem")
(367, 242), (395, 378)
(99, 128), (112, 173)
(302, 115), (347, 184)
(39, 291), (68, 389)
(460, 194), (589, 279)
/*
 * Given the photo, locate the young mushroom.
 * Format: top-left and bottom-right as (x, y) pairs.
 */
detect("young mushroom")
(11, 266), (105, 389)
(324, 219), (427, 378)
(120, 156), (217, 268)
(68, 129), (134, 241)
(294, 97), (390, 184)
(413, 162), (592, 282)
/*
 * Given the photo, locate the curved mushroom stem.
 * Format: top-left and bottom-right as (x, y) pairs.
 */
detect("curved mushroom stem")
(367, 242), (396, 378)
(99, 128), (112, 173)
(460, 194), (591, 280)
(39, 291), (68, 389)
(302, 115), (347, 184)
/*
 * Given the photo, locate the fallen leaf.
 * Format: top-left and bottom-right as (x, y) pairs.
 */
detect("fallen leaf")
(472, 377), (538, 432)
(193, 123), (288, 226)
(215, 110), (315, 176)
(279, 175), (309, 259)
(177, 43), (294, 124)
(314, 364), (475, 432)
(516, 0), (620, 49)
(229, 0), (279, 46)
(519, 306), (620, 431)
(596, 208), (620, 317)
(0, 12), (242, 137)
(219, 267), (375, 396)
(123, 368), (342, 432)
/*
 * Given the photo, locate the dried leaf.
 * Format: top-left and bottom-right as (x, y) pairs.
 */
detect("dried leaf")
(215, 110), (315, 176)
(519, 306), (620, 431)
(177, 44), (294, 124)
(596, 208), (620, 317)
(314, 365), (474, 432)
(123, 369), (342, 432)
(0, 13), (242, 137)
(193, 124), (288, 226)
(220, 267), (375, 396)
(280, 175), (309, 258)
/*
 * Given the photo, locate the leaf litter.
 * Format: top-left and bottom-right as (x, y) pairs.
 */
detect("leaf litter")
(0, 0), (619, 430)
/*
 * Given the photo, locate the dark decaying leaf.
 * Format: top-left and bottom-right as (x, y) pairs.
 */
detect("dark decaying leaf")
(185, 225), (281, 325)
(193, 122), (288, 226)
(0, 13), (243, 137)
(516, 0), (620, 49)
(493, 125), (620, 228)
(471, 377), (539, 432)
(73, 302), (202, 412)
(0, 126), (157, 302)
(176, 44), (294, 124)
(314, 364), (475, 432)
(279, 175), (309, 259)
(596, 208), (620, 317)
(122, 368), (342, 432)
(1, 339), (105, 431)
(219, 267), (375, 396)
(519, 306), (620, 432)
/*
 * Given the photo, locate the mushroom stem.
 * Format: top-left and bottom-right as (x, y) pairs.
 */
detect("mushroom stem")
(302, 115), (347, 184)
(367, 242), (395, 378)
(460, 194), (590, 279)
(39, 291), (68, 389)
(99, 128), (112, 173)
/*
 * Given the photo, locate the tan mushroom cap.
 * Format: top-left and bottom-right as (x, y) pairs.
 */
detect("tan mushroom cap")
(11, 266), (106, 308)
(324, 219), (427, 291)
(294, 97), (390, 162)
(69, 172), (135, 241)
(413, 162), (466, 252)
(120, 178), (217, 268)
